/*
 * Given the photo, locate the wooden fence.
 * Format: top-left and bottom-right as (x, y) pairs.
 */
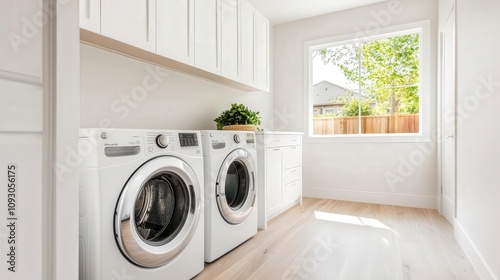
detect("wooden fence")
(313, 114), (419, 135)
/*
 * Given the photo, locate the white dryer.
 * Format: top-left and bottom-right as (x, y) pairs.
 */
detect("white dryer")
(201, 130), (258, 263)
(79, 128), (204, 280)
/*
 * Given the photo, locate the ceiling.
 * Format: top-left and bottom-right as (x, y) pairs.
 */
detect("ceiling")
(246, 0), (387, 25)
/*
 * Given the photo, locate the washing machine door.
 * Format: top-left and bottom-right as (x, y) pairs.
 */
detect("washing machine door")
(114, 156), (201, 268)
(216, 148), (256, 225)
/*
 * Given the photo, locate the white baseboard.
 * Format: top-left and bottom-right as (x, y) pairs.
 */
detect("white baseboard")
(303, 187), (437, 209)
(455, 220), (498, 280)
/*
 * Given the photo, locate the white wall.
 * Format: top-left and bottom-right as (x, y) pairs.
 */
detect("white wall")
(273, 0), (439, 208)
(454, 0), (500, 278)
(80, 44), (273, 131)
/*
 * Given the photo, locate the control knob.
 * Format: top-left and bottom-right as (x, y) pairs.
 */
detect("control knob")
(156, 134), (170, 149)
(233, 134), (241, 144)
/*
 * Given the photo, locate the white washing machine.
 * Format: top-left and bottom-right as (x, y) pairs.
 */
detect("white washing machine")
(201, 130), (258, 263)
(79, 128), (204, 280)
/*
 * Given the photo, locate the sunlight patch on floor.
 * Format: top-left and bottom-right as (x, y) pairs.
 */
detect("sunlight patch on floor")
(314, 211), (397, 235)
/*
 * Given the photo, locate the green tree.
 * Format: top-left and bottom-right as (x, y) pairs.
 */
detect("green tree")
(316, 33), (420, 114)
(332, 95), (372, 116)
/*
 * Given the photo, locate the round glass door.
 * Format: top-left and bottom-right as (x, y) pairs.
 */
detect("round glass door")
(114, 156), (201, 268)
(216, 149), (256, 224)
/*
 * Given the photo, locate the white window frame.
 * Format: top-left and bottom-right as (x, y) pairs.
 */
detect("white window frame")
(304, 20), (431, 143)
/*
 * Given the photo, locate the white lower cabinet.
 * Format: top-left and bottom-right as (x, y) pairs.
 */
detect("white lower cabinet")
(265, 147), (284, 215)
(257, 132), (303, 229)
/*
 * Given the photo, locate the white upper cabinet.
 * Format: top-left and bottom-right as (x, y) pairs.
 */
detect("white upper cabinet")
(254, 10), (269, 92)
(221, 0), (240, 81)
(101, 0), (156, 53)
(194, 0), (221, 74)
(79, 0), (100, 33)
(240, 0), (269, 92)
(79, 0), (269, 92)
(157, 0), (195, 65)
(240, 1), (255, 87)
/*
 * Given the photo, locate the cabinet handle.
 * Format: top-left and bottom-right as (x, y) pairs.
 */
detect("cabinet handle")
(187, 0), (191, 56)
(146, 0), (150, 42)
(85, 0), (91, 19)
(272, 148), (281, 152)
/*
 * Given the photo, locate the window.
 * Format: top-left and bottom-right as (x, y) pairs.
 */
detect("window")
(305, 21), (430, 142)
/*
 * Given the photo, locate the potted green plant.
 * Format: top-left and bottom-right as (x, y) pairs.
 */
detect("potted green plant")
(214, 103), (262, 131)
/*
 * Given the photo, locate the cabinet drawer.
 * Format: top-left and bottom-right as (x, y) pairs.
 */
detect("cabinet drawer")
(284, 134), (301, 146)
(264, 134), (301, 147)
(284, 166), (301, 184)
(283, 146), (301, 169)
(284, 180), (302, 205)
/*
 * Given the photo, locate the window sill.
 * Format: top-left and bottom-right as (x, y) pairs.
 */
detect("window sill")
(304, 133), (432, 144)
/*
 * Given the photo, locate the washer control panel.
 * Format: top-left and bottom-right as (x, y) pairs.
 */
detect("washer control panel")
(146, 130), (201, 156)
(229, 132), (255, 149)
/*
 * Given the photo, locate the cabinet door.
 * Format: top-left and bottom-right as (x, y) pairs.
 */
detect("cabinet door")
(80, 0), (100, 33)
(254, 10), (269, 91)
(195, 0), (221, 74)
(284, 180), (302, 205)
(266, 148), (284, 216)
(157, 0), (194, 65)
(240, 0), (254, 86)
(221, 0), (240, 81)
(101, 0), (156, 52)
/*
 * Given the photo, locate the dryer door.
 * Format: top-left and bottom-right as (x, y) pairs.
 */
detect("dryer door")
(216, 149), (256, 225)
(114, 156), (201, 268)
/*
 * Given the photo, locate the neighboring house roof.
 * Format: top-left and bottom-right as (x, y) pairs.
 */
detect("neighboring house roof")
(313, 81), (349, 106)
(312, 80), (366, 106)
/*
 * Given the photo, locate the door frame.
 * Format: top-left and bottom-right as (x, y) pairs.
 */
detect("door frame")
(43, 0), (80, 279)
(438, 3), (457, 225)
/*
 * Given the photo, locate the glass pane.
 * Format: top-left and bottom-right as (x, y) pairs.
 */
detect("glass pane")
(134, 173), (188, 244)
(225, 161), (248, 210)
(312, 43), (361, 135)
(359, 33), (420, 134)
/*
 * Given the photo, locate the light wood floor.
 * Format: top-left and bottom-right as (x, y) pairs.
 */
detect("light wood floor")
(193, 198), (480, 280)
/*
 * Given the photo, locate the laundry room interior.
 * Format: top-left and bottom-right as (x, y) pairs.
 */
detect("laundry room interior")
(2, 0), (500, 279)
